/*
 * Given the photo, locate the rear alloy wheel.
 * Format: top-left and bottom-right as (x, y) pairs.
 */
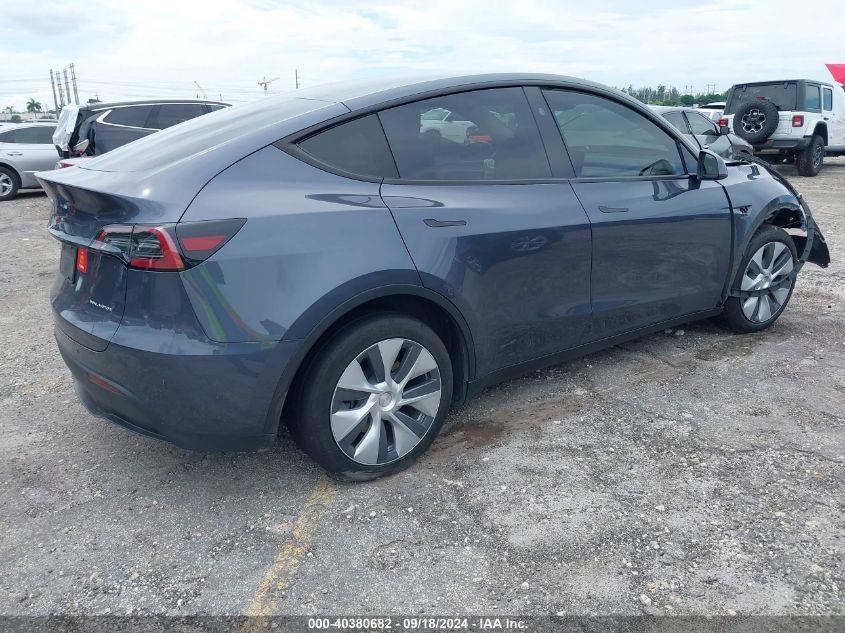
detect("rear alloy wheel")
(290, 314), (452, 479)
(0, 167), (19, 201)
(331, 338), (442, 465)
(716, 225), (798, 333)
(796, 134), (824, 176)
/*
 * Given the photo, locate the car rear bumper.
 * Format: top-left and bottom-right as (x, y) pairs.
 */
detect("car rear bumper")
(754, 137), (811, 153)
(55, 322), (302, 451)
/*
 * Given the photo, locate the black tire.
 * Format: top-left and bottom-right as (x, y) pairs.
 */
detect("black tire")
(796, 134), (824, 176)
(0, 166), (20, 201)
(715, 224), (798, 333)
(289, 313), (453, 480)
(733, 99), (779, 144)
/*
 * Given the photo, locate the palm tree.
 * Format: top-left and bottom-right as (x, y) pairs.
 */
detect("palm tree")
(26, 98), (43, 120)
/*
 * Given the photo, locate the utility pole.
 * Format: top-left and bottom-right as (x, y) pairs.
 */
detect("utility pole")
(57, 74), (65, 109)
(193, 81), (207, 100)
(49, 70), (59, 114)
(258, 76), (280, 95)
(63, 68), (73, 106)
(295, 69), (300, 89)
(69, 63), (79, 104)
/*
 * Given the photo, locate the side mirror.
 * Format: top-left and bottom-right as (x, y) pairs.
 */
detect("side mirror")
(696, 149), (728, 180)
(72, 138), (90, 154)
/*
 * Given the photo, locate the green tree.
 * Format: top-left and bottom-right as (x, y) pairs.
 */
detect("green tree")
(26, 98), (43, 117)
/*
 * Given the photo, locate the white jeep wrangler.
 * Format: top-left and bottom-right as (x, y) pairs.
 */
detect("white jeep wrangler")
(721, 80), (845, 176)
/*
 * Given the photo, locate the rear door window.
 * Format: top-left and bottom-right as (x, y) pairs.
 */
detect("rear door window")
(823, 87), (833, 111)
(297, 114), (398, 179)
(661, 112), (688, 133)
(544, 90), (685, 178)
(686, 111), (717, 135)
(148, 103), (209, 129)
(378, 87), (552, 181)
(805, 85), (821, 112)
(104, 106), (155, 128)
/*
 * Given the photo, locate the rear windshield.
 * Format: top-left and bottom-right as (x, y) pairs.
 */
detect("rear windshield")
(726, 83), (797, 113)
(78, 97), (333, 173)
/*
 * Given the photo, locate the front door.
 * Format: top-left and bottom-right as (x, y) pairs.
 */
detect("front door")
(542, 89), (733, 341)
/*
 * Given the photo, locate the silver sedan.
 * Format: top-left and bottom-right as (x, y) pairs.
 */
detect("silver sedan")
(0, 123), (58, 200)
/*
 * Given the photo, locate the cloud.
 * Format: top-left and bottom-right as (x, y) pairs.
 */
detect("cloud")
(1, 0), (843, 111)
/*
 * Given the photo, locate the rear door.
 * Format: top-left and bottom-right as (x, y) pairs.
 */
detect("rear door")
(377, 87), (592, 376)
(93, 105), (155, 153)
(823, 86), (845, 149)
(543, 89), (733, 341)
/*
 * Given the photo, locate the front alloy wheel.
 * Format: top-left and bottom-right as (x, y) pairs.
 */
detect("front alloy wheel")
(331, 338), (442, 465)
(740, 241), (795, 323)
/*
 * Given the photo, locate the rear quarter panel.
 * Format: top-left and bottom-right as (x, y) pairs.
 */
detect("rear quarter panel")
(179, 146), (420, 343)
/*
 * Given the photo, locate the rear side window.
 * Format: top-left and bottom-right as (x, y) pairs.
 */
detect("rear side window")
(661, 112), (687, 132)
(805, 85), (821, 112)
(544, 90), (685, 179)
(378, 87), (552, 181)
(4, 126), (55, 144)
(823, 87), (833, 110)
(104, 106), (154, 128)
(148, 104), (209, 129)
(686, 111), (716, 135)
(297, 114), (398, 179)
(0, 130), (12, 142)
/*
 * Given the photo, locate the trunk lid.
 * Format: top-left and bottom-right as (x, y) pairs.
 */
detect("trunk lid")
(40, 174), (184, 351)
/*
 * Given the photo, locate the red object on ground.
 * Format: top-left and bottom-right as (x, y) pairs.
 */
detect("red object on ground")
(825, 64), (845, 84)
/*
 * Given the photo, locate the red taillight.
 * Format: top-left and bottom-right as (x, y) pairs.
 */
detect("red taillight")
(92, 219), (245, 271)
(76, 247), (88, 273)
(718, 117), (729, 128)
(175, 218), (246, 264)
(129, 227), (184, 271)
(792, 115), (804, 127)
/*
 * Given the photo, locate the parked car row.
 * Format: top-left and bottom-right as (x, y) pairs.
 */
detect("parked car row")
(0, 100), (227, 200)
(37, 73), (830, 478)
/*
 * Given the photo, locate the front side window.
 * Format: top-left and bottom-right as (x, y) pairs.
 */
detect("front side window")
(805, 85), (821, 112)
(378, 87), (551, 181)
(823, 88), (833, 111)
(544, 90), (685, 178)
(686, 111), (717, 135)
(297, 114), (398, 179)
(104, 106), (154, 128)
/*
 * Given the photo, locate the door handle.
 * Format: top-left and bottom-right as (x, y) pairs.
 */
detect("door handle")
(598, 205), (628, 213)
(4, 151), (23, 156)
(424, 219), (466, 227)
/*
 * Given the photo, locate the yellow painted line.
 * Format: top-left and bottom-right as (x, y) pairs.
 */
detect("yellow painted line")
(242, 476), (337, 624)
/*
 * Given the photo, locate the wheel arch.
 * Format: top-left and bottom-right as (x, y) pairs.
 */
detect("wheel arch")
(0, 161), (22, 183)
(811, 122), (828, 145)
(264, 284), (476, 438)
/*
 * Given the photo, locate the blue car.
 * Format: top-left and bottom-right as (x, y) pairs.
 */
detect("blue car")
(37, 74), (830, 479)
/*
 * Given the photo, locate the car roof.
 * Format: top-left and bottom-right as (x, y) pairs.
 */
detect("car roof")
(80, 99), (229, 112)
(648, 105), (696, 114)
(731, 79), (833, 88)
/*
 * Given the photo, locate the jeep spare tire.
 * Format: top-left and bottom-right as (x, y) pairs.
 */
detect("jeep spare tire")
(733, 99), (779, 144)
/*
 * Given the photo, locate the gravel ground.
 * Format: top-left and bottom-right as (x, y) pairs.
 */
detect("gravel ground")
(0, 161), (842, 619)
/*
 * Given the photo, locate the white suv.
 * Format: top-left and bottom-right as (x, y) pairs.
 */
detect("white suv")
(721, 80), (845, 176)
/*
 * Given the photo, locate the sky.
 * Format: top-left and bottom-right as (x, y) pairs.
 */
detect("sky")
(2, 0), (844, 112)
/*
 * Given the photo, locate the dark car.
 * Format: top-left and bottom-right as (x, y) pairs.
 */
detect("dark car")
(53, 99), (228, 158)
(37, 74), (830, 479)
(650, 105), (753, 159)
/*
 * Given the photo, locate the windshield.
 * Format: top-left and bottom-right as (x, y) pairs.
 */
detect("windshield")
(726, 83), (797, 113)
